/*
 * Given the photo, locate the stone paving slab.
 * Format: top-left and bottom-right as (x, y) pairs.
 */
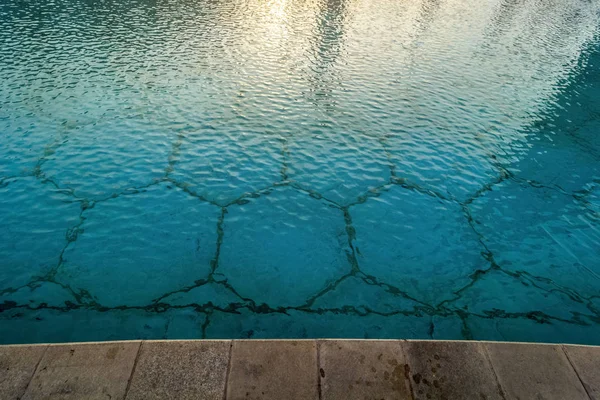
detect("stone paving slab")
(226, 340), (318, 400)
(319, 340), (411, 400)
(0, 345), (47, 400)
(22, 341), (140, 400)
(486, 342), (589, 400)
(1, 340), (600, 400)
(564, 345), (600, 400)
(126, 340), (231, 400)
(403, 340), (505, 400)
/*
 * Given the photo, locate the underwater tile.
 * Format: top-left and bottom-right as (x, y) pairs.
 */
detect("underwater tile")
(310, 275), (424, 314)
(460, 316), (507, 342)
(163, 309), (208, 340)
(470, 180), (600, 297)
(169, 128), (284, 206)
(590, 297), (600, 315)
(2, 0), (600, 346)
(448, 269), (593, 322)
(576, 81), (600, 116)
(430, 316), (466, 340)
(287, 132), (391, 206)
(385, 127), (500, 202)
(206, 309), (434, 339)
(0, 307), (208, 344)
(508, 132), (600, 193)
(572, 119), (600, 155)
(0, 309), (81, 344)
(41, 118), (172, 200)
(0, 114), (58, 178)
(551, 321), (600, 346)
(206, 310), (305, 339)
(218, 186), (351, 307)
(56, 183), (220, 307)
(0, 281), (78, 309)
(69, 309), (207, 342)
(158, 281), (243, 309)
(351, 185), (487, 305)
(463, 314), (600, 345)
(575, 182), (600, 223)
(0, 177), (81, 290)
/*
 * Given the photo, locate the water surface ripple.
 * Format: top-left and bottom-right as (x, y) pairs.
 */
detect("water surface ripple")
(1, 0), (600, 344)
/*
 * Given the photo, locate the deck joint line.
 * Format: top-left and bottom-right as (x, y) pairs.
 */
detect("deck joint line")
(20, 344), (49, 399)
(481, 343), (508, 400)
(124, 341), (143, 398)
(561, 344), (593, 400)
(222, 340), (234, 400)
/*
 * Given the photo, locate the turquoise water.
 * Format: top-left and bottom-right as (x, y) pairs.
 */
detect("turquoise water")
(1, 0), (600, 344)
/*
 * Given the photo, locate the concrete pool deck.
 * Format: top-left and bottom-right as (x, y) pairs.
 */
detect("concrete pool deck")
(1, 340), (599, 400)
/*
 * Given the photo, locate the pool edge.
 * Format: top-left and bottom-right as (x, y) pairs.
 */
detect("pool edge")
(2, 339), (599, 399)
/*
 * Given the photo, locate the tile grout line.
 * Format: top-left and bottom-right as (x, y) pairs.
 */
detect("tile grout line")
(123, 341), (144, 399)
(20, 344), (49, 399)
(316, 340), (322, 400)
(480, 343), (507, 400)
(222, 340), (234, 400)
(561, 344), (593, 400)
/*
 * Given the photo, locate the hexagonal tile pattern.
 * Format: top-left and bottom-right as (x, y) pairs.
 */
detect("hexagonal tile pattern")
(287, 132), (391, 206)
(0, 177), (81, 290)
(508, 132), (600, 194)
(159, 282), (242, 309)
(385, 127), (501, 202)
(41, 118), (172, 200)
(351, 185), (487, 305)
(310, 276), (423, 314)
(0, 113), (58, 178)
(0, 281), (78, 309)
(55, 182), (220, 307)
(169, 128), (284, 206)
(470, 180), (600, 298)
(218, 186), (352, 307)
(1, 0), (600, 346)
(449, 269), (593, 322)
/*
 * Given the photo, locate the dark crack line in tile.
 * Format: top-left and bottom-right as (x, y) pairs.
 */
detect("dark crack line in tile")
(342, 206), (361, 273)
(298, 273), (354, 309)
(201, 310), (212, 339)
(3, 109), (600, 341)
(2, 295), (599, 333)
(209, 207), (227, 275)
(46, 202), (89, 282)
(378, 134), (398, 178)
(462, 168), (511, 206)
(358, 272), (435, 309)
(165, 131), (186, 177)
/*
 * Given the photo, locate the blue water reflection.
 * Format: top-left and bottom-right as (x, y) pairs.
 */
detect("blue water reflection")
(1, 0), (599, 344)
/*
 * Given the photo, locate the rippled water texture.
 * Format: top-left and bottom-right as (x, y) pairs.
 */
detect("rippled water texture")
(1, 0), (600, 344)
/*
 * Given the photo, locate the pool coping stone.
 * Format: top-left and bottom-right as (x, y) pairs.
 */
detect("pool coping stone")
(0, 339), (598, 399)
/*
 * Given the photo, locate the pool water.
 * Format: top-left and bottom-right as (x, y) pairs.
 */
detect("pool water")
(1, 0), (600, 344)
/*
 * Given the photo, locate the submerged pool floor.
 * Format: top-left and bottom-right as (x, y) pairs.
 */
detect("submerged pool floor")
(1, 0), (600, 344)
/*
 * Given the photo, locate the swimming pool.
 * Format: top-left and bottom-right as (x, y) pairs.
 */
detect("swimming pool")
(1, 0), (599, 344)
